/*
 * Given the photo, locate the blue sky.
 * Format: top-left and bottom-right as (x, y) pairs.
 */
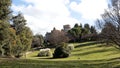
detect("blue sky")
(12, 0), (109, 35)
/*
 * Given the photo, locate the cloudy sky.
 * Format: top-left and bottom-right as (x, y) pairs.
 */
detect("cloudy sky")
(12, 0), (109, 35)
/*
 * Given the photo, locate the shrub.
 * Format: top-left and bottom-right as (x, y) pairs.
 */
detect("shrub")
(67, 44), (74, 51)
(53, 42), (72, 58)
(37, 48), (52, 57)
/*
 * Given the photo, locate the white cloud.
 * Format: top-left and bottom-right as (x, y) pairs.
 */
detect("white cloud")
(12, 0), (78, 35)
(70, 0), (108, 22)
(12, 0), (108, 35)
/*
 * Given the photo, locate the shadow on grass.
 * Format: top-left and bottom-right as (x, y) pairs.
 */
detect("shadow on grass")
(75, 41), (99, 48)
(72, 48), (115, 56)
(30, 56), (67, 59)
(38, 57), (59, 59)
(29, 55), (54, 59)
(73, 44), (102, 52)
(30, 56), (68, 60)
(105, 51), (120, 56)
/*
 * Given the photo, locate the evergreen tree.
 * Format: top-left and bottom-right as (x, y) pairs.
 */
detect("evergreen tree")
(12, 13), (26, 34)
(68, 24), (82, 42)
(0, 0), (12, 56)
(90, 26), (97, 34)
(84, 23), (90, 34)
(0, 0), (12, 21)
(12, 13), (33, 57)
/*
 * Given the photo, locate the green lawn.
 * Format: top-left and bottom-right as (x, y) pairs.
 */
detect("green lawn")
(1, 42), (120, 68)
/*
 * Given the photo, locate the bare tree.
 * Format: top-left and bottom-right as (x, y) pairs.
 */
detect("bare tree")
(45, 28), (69, 46)
(97, 0), (120, 47)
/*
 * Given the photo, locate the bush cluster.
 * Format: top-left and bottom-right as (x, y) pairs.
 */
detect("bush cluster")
(53, 43), (74, 58)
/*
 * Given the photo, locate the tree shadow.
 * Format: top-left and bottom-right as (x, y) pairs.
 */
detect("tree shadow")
(75, 42), (99, 48)
(105, 51), (120, 56)
(73, 44), (102, 52)
(38, 57), (54, 59)
(72, 48), (115, 56)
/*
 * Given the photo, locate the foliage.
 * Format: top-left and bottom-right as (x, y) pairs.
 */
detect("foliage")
(53, 43), (72, 58)
(97, 0), (120, 47)
(45, 28), (69, 46)
(10, 13), (33, 58)
(67, 44), (74, 51)
(37, 48), (52, 57)
(32, 34), (44, 48)
(0, 0), (33, 58)
(68, 23), (97, 42)
(0, 0), (12, 56)
(68, 24), (82, 42)
(84, 23), (90, 34)
(0, 0), (12, 21)
(12, 13), (26, 34)
(0, 21), (18, 57)
(10, 36), (23, 58)
(0, 21), (10, 56)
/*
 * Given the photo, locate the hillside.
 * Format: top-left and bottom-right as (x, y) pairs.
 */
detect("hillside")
(1, 42), (120, 68)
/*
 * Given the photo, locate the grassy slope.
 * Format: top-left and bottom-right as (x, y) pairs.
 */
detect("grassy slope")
(1, 42), (120, 68)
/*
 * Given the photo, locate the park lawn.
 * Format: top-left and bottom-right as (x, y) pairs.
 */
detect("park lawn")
(1, 42), (120, 68)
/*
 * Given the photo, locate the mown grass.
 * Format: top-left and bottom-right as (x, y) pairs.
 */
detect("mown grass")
(1, 42), (120, 68)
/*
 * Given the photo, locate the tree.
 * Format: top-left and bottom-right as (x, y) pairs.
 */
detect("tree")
(0, 0), (12, 21)
(45, 28), (69, 46)
(0, 22), (18, 57)
(19, 27), (33, 57)
(68, 23), (98, 42)
(101, 22), (116, 45)
(97, 0), (120, 47)
(32, 34), (44, 48)
(0, 0), (12, 56)
(74, 23), (79, 27)
(0, 21), (10, 56)
(53, 43), (71, 58)
(68, 24), (83, 42)
(12, 13), (26, 34)
(11, 13), (33, 57)
(0, 0), (33, 58)
(10, 35), (23, 57)
(84, 23), (90, 34)
(90, 26), (97, 34)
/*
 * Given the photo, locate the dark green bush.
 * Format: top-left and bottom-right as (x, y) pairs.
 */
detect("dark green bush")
(53, 42), (72, 58)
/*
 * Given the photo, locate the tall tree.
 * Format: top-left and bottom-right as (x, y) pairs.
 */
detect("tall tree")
(89, 26), (97, 41)
(18, 27), (33, 54)
(98, 0), (120, 47)
(90, 26), (97, 34)
(68, 24), (82, 42)
(84, 23), (90, 34)
(12, 13), (33, 57)
(0, 0), (12, 56)
(0, 0), (12, 21)
(12, 13), (26, 34)
(0, 21), (10, 56)
(100, 22), (116, 45)
(74, 23), (79, 28)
